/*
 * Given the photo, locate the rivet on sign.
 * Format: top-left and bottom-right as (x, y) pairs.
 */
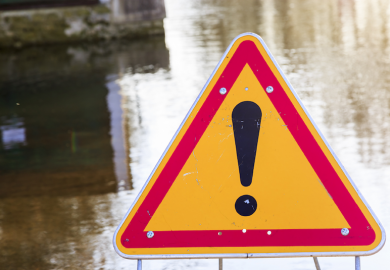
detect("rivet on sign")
(147, 231), (154, 238)
(218, 232), (222, 236)
(126, 239), (129, 242)
(266, 86), (274, 93)
(341, 228), (349, 236)
(219, 88), (227, 95)
(245, 87), (249, 91)
(242, 229), (247, 233)
(267, 231), (272, 235)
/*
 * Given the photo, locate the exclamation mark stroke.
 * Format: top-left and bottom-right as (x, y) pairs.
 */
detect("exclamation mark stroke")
(232, 101), (262, 216)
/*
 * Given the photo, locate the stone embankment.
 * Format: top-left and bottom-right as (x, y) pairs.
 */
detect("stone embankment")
(0, 0), (166, 48)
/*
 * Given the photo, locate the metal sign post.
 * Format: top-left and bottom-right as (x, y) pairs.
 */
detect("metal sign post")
(356, 256), (361, 270)
(134, 256), (364, 269)
(313, 257), (321, 270)
(313, 256), (361, 270)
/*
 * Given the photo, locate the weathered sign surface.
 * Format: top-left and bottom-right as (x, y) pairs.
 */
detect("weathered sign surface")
(113, 33), (385, 259)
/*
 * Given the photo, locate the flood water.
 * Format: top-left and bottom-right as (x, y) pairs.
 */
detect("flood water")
(1, 0), (390, 269)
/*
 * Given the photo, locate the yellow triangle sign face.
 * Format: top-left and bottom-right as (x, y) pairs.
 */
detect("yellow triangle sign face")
(114, 33), (385, 259)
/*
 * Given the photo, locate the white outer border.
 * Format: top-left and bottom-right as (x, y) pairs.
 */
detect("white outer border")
(113, 32), (386, 260)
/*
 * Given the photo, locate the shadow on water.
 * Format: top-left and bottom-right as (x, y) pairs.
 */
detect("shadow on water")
(0, 38), (169, 197)
(0, 37), (169, 269)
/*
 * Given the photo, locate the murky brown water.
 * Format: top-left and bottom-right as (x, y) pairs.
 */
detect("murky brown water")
(1, 0), (390, 269)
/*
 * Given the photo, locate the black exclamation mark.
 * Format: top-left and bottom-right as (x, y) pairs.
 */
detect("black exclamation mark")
(232, 101), (262, 216)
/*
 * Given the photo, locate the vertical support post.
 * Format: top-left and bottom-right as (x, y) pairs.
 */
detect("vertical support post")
(137, 259), (142, 270)
(219, 258), (223, 270)
(313, 257), (321, 270)
(355, 256), (361, 270)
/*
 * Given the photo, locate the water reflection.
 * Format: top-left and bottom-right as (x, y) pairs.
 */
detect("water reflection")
(0, 38), (169, 197)
(0, 38), (169, 269)
(0, 116), (26, 150)
(1, 0), (390, 269)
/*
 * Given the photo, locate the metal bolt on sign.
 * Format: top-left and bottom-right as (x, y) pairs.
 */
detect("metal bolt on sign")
(341, 228), (349, 236)
(266, 86), (274, 93)
(146, 231), (154, 238)
(219, 88), (227, 95)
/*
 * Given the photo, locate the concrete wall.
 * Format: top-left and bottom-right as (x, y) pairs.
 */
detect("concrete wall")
(0, 0), (166, 48)
(111, 0), (165, 23)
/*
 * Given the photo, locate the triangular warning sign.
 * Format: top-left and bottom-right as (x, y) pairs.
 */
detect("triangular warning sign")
(114, 33), (385, 259)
